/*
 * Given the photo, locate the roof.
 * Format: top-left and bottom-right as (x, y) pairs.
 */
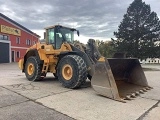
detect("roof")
(0, 13), (40, 38)
(45, 25), (76, 30)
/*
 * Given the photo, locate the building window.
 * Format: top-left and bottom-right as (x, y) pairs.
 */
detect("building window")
(29, 40), (31, 45)
(0, 35), (2, 39)
(33, 41), (36, 45)
(16, 37), (20, 44)
(4, 35), (8, 40)
(26, 39), (31, 45)
(16, 51), (20, 58)
(0, 34), (9, 40)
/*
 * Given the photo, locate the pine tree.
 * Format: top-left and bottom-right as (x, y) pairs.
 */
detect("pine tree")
(113, 0), (160, 59)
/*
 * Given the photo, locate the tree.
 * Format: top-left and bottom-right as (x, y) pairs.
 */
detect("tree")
(96, 40), (115, 57)
(113, 0), (160, 59)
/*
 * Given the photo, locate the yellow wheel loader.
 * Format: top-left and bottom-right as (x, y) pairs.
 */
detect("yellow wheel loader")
(18, 25), (152, 102)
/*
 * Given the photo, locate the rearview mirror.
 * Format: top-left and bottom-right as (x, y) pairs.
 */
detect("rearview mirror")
(77, 30), (80, 36)
(44, 32), (46, 39)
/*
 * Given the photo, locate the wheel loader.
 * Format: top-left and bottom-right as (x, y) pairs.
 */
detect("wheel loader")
(18, 25), (152, 102)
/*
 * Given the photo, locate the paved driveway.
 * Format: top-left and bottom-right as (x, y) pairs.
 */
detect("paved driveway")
(0, 63), (160, 120)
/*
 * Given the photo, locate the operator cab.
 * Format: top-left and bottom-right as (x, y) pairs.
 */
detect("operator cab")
(45, 25), (79, 49)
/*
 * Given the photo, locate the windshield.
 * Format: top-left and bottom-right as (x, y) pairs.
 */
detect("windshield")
(60, 28), (74, 43)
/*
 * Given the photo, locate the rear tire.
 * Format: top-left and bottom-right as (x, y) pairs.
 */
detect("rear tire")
(25, 56), (43, 81)
(57, 55), (87, 88)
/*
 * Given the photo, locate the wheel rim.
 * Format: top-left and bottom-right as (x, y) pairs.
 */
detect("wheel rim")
(62, 64), (73, 80)
(27, 63), (34, 75)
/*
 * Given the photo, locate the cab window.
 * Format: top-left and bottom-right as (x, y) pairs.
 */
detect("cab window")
(65, 33), (72, 42)
(55, 32), (63, 49)
(48, 28), (55, 44)
(60, 28), (74, 43)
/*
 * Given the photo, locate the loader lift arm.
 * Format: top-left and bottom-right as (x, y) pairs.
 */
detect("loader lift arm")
(75, 39), (152, 102)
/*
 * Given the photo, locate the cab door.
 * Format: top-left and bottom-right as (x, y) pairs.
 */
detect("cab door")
(47, 27), (63, 50)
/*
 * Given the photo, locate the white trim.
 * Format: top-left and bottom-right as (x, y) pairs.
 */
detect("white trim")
(11, 46), (28, 49)
(0, 40), (10, 43)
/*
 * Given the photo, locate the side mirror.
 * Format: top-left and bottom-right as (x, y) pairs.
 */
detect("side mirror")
(77, 30), (80, 36)
(44, 32), (46, 39)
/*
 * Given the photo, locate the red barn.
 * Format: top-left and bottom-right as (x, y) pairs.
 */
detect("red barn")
(0, 13), (40, 63)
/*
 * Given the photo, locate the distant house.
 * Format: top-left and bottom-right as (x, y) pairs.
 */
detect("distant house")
(0, 13), (40, 63)
(155, 41), (160, 46)
(139, 58), (160, 64)
(139, 40), (160, 64)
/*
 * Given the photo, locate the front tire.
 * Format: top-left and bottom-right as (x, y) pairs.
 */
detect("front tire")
(57, 55), (87, 88)
(25, 56), (43, 81)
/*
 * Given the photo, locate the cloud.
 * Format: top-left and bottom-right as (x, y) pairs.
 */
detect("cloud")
(0, 0), (160, 41)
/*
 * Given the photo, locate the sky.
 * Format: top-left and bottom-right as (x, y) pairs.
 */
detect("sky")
(0, 0), (160, 43)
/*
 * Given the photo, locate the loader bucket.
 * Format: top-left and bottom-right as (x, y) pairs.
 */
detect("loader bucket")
(91, 58), (151, 102)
